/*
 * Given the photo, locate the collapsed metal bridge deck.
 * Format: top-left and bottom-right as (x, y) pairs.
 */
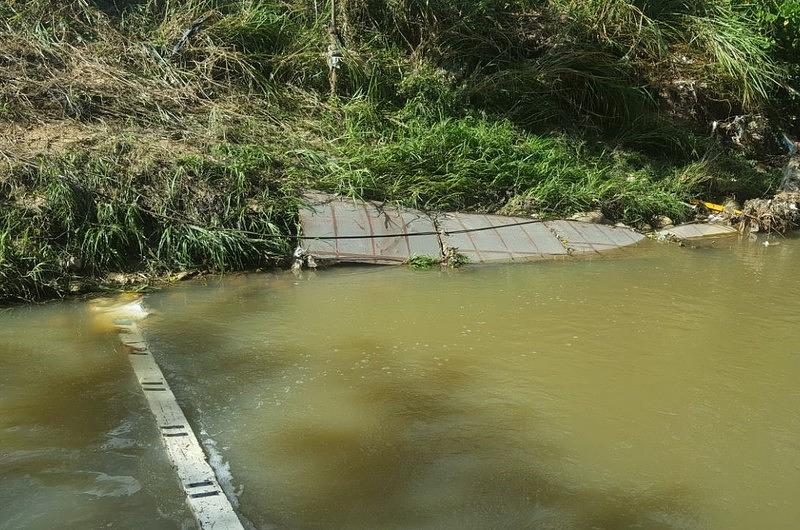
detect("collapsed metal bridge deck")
(299, 193), (645, 264)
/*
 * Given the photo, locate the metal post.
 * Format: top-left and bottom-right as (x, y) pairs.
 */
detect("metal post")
(328, 0), (341, 98)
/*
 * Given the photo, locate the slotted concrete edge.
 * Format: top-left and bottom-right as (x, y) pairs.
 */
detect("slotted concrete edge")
(113, 319), (244, 530)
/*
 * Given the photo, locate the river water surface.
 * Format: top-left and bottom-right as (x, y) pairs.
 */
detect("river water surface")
(2, 236), (799, 529)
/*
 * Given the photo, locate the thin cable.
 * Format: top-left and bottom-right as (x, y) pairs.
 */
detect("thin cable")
(296, 218), (544, 240)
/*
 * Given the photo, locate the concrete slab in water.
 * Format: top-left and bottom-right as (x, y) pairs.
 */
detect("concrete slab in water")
(299, 193), (644, 264)
(657, 223), (738, 240)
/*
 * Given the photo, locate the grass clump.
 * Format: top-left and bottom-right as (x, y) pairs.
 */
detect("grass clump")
(405, 250), (469, 269)
(547, 0), (784, 109)
(404, 255), (441, 270)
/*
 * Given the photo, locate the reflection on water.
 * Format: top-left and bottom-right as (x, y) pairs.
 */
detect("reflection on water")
(2, 235), (800, 529)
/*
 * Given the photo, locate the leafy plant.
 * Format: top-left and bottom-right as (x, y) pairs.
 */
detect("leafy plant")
(404, 255), (441, 269)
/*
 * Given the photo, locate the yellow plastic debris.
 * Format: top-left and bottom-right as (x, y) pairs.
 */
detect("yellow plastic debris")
(690, 199), (742, 216)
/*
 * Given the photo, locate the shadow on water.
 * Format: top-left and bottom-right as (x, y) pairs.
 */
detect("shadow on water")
(153, 330), (701, 530)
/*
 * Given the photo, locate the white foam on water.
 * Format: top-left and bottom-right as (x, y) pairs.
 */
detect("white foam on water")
(83, 472), (142, 497)
(200, 431), (242, 508)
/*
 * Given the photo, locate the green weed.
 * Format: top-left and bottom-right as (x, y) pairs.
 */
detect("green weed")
(404, 252), (469, 269)
(404, 255), (441, 269)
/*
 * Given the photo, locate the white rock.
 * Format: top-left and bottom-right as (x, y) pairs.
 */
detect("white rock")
(655, 216), (673, 229)
(569, 211), (605, 224)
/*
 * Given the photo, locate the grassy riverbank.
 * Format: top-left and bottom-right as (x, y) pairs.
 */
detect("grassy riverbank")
(1, 0), (798, 302)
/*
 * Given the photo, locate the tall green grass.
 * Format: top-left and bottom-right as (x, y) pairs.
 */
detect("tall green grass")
(312, 100), (781, 221)
(0, 144), (298, 303)
(550, 0), (783, 109)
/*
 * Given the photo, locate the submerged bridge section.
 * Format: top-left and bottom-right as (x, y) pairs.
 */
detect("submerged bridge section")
(299, 193), (645, 264)
(111, 314), (244, 530)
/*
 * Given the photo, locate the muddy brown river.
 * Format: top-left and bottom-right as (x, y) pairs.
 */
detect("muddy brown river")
(2, 236), (799, 529)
